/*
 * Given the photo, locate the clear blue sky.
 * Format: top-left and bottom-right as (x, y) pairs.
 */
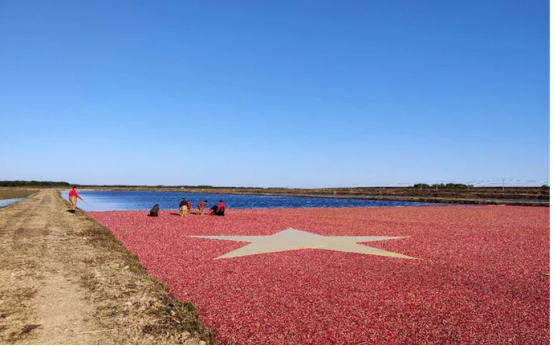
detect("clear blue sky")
(0, 0), (549, 187)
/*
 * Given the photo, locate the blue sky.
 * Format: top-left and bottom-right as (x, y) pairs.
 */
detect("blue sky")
(0, 0), (549, 187)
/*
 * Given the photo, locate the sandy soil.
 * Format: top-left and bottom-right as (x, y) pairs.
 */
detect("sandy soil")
(0, 189), (213, 344)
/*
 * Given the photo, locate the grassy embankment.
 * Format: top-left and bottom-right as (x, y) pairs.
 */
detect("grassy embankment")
(0, 189), (215, 344)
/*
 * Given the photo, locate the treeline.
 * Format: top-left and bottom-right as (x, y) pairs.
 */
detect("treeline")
(0, 180), (71, 187)
(414, 183), (474, 189)
(413, 183), (549, 189)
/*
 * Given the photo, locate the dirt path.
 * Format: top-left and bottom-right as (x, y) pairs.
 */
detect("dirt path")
(0, 190), (213, 344)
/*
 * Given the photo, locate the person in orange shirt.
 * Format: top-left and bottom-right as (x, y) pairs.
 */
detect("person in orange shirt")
(197, 200), (208, 215)
(68, 186), (82, 213)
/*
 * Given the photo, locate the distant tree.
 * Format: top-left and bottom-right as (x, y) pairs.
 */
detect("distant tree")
(445, 183), (469, 189)
(413, 183), (431, 189)
(0, 180), (71, 187)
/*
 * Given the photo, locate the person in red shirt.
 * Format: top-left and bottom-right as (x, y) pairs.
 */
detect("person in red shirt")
(209, 200), (226, 216)
(186, 200), (192, 212)
(216, 200), (226, 216)
(68, 186), (82, 213)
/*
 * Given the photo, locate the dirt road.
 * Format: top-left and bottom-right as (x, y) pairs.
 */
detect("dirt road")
(0, 189), (212, 344)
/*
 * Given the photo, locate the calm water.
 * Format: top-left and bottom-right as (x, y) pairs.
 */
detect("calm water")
(0, 198), (23, 208)
(61, 190), (440, 211)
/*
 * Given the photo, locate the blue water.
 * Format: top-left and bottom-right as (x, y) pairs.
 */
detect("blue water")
(0, 198), (23, 208)
(61, 190), (440, 211)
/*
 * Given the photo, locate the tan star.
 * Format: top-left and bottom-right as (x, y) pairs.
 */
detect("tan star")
(191, 228), (416, 260)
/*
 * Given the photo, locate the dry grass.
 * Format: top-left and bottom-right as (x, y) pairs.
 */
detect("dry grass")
(0, 187), (38, 200)
(0, 281), (39, 343)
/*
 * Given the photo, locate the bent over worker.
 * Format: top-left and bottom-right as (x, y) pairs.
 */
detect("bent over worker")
(209, 200), (226, 216)
(179, 198), (188, 217)
(68, 186), (82, 213)
(197, 200), (208, 215)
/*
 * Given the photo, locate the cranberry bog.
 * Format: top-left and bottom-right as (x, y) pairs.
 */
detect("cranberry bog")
(88, 206), (549, 344)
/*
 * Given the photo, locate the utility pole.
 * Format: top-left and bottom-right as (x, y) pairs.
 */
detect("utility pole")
(502, 179), (505, 191)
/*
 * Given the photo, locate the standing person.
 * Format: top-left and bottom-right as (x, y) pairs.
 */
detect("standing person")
(179, 198), (188, 217)
(197, 200), (208, 215)
(68, 186), (82, 213)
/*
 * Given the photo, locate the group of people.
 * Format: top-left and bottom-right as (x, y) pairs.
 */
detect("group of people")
(179, 198), (226, 217)
(149, 198), (226, 217)
(67, 187), (227, 218)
